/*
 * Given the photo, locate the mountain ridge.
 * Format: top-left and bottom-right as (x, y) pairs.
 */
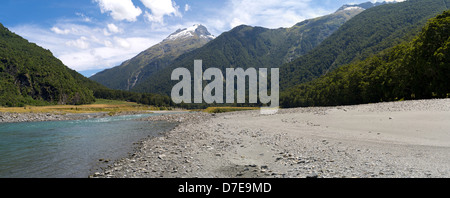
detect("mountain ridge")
(90, 24), (214, 90)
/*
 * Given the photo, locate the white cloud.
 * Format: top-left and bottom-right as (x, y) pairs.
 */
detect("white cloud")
(185, 4), (191, 12)
(141, 0), (181, 23)
(104, 40), (113, 47)
(51, 27), (70, 35)
(11, 22), (165, 72)
(107, 24), (120, 33)
(114, 37), (131, 49)
(223, 0), (328, 29)
(103, 23), (122, 36)
(66, 36), (90, 49)
(94, 0), (142, 22)
(200, 0), (329, 33)
(58, 37), (157, 71)
(75, 12), (92, 22)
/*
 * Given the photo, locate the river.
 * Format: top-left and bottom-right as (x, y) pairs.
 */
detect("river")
(0, 113), (178, 178)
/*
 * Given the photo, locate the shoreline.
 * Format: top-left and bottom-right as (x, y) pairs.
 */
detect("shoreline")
(93, 99), (450, 178)
(0, 110), (188, 124)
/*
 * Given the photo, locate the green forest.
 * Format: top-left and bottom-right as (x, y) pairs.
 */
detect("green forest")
(281, 10), (450, 108)
(0, 23), (95, 107)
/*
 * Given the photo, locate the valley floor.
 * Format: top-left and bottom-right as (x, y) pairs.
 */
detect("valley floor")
(95, 99), (450, 178)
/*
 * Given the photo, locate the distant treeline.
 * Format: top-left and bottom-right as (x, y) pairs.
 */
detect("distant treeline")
(92, 88), (173, 107)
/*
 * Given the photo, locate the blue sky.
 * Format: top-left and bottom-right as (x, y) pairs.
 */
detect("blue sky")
(0, 0), (398, 77)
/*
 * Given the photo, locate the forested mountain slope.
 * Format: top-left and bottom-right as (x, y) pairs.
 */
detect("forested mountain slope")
(0, 23), (95, 106)
(280, 0), (450, 90)
(281, 10), (450, 107)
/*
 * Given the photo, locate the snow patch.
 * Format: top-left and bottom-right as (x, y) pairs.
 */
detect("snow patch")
(344, 6), (364, 11)
(165, 24), (214, 41)
(200, 35), (216, 40)
(166, 31), (194, 40)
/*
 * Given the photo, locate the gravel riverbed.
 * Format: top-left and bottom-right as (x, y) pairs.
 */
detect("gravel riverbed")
(92, 99), (450, 178)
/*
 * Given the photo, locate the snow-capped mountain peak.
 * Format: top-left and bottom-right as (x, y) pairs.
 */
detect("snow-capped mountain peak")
(337, 4), (365, 12)
(165, 24), (215, 41)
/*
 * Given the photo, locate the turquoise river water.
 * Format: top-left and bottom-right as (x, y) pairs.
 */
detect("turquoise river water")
(0, 113), (178, 178)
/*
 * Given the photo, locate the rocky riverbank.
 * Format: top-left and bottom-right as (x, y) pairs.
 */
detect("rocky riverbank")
(0, 112), (97, 123)
(92, 99), (450, 178)
(0, 110), (170, 123)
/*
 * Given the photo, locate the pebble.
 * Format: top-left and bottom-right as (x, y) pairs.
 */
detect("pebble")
(306, 173), (319, 178)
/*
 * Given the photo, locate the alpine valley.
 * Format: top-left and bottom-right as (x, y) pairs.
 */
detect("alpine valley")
(1, 0), (449, 109)
(1, 0), (450, 180)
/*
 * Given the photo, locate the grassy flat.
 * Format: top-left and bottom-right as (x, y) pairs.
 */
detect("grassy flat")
(0, 99), (164, 114)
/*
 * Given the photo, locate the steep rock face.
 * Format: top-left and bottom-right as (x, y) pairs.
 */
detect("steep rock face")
(132, 7), (365, 95)
(0, 23), (95, 106)
(90, 24), (215, 90)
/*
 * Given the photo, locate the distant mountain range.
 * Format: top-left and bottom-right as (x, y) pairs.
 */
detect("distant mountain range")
(129, 4), (367, 94)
